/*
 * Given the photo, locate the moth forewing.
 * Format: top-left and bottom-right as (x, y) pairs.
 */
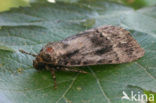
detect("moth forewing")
(43, 25), (144, 66)
(20, 25), (145, 88)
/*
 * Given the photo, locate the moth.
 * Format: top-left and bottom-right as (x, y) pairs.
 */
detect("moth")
(20, 26), (145, 88)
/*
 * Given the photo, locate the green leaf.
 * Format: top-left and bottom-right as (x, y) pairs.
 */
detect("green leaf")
(0, 1), (156, 103)
(144, 91), (156, 103)
(0, 43), (15, 52)
(120, 0), (156, 9)
(0, 0), (29, 12)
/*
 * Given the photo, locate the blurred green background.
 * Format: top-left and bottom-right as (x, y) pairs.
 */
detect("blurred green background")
(0, 0), (156, 12)
(0, 0), (48, 12)
(0, 0), (29, 12)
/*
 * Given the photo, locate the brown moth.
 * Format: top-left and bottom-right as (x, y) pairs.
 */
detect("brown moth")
(20, 25), (145, 88)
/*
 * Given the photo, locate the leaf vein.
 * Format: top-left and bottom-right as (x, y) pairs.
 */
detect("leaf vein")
(135, 62), (156, 80)
(88, 67), (111, 103)
(56, 74), (79, 103)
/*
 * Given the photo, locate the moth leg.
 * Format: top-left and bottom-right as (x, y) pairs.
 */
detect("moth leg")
(51, 69), (57, 89)
(46, 66), (57, 89)
(57, 67), (88, 74)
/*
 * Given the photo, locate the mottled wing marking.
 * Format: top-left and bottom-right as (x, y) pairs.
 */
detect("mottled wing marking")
(46, 26), (144, 66)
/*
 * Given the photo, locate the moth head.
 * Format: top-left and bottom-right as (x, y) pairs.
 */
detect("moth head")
(19, 46), (57, 70)
(33, 56), (45, 70)
(32, 52), (50, 70)
(19, 49), (45, 70)
(35, 46), (58, 68)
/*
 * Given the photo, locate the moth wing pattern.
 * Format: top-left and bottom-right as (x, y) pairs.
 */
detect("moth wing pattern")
(42, 26), (144, 66)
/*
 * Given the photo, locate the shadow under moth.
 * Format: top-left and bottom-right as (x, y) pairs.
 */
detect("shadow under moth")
(20, 26), (145, 88)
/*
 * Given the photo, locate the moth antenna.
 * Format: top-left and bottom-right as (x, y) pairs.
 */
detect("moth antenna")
(19, 49), (37, 57)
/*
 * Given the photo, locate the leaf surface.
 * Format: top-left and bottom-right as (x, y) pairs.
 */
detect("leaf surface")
(0, 1), (156, 103)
